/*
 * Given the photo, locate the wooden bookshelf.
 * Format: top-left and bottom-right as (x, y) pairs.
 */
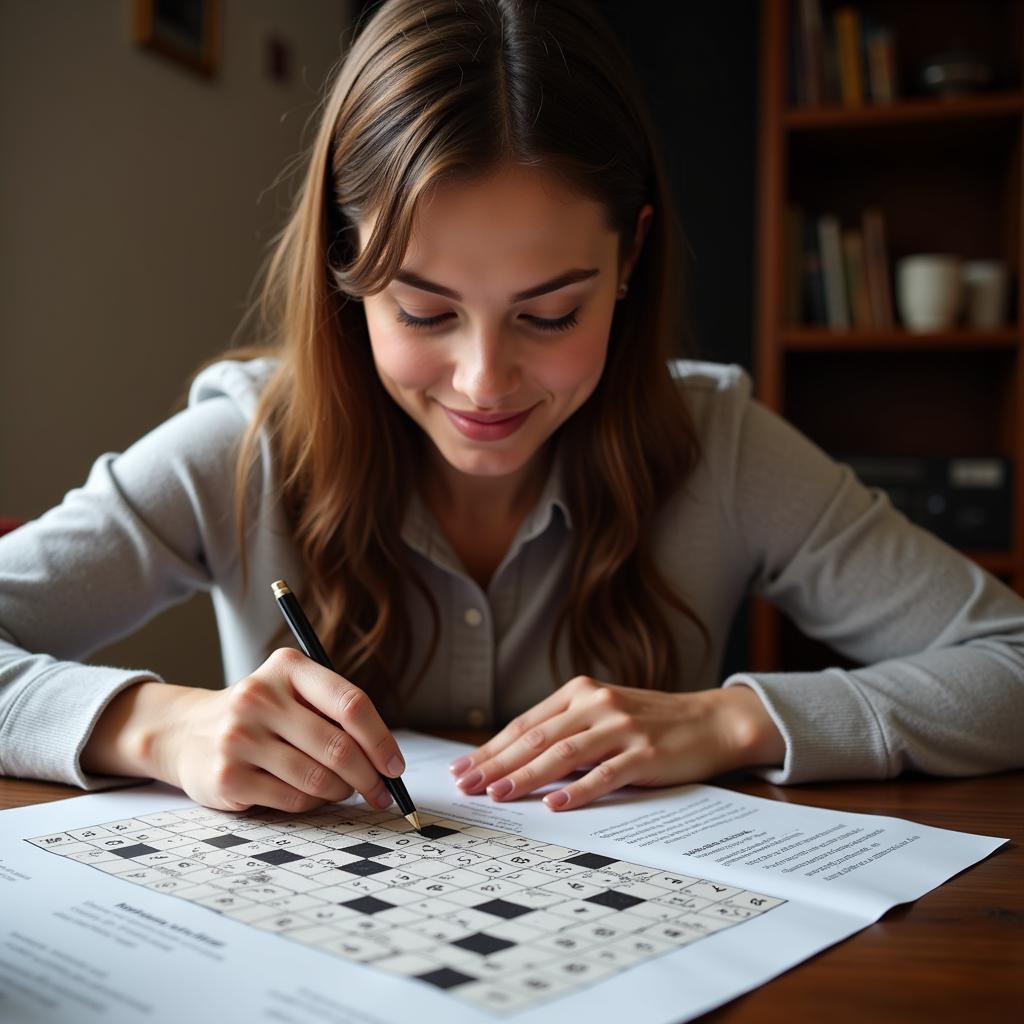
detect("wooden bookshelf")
(752, 0), (1023, 671)
(783, 89), (1024, 128)
(780, 326), (1019, 350)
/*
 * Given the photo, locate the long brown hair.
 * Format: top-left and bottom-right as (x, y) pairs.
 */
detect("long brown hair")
(191, 0), (708, 716)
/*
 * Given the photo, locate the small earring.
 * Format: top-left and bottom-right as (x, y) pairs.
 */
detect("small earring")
(617, 281), (629, 300)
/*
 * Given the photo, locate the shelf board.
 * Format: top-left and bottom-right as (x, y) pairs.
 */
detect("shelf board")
(784, 91), (1024, 130)
(779, 327), (1020, 351)
(969, 551), (1016, 576)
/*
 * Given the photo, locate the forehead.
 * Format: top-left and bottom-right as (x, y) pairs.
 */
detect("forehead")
(360, 164), (617, 275)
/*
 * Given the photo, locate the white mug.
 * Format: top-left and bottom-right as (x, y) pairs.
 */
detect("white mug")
(896, 254), (962, 332)
(961, 259), (1009, 329)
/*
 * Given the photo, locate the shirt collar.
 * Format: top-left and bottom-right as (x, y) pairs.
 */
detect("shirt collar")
(518, 433), (573, 538)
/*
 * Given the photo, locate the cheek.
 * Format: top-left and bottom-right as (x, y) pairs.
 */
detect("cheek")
(366, 317), (444, 392)
(538, 326), (610, 391)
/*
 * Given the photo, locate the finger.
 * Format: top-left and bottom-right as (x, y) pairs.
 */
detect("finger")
(272, 704), (394, 810)
(542, 752), (638, 811)
(272, 648), (407, 778)
(455, 707), (593, 795)
(449, 682), (583, 776)
(247, 734), (357, 805)
(482, 726), (619, 801)
(212, 764), (335, 815)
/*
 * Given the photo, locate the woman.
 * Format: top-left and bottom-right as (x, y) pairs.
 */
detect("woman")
(1, 0), (1021, 815)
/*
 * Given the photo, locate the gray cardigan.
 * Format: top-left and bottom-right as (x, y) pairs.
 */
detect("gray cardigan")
(2, 357), (1022, 789)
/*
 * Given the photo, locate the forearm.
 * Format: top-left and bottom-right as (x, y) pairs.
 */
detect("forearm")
(727, 643), (1024, 784)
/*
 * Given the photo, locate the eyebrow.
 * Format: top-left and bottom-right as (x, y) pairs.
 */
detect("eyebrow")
(393, 267), (600, 303)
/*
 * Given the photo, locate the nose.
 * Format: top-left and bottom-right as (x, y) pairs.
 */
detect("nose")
(450, 325), (522, 409)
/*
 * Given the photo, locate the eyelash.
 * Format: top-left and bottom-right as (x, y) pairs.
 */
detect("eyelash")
(395, 307), (580, 333)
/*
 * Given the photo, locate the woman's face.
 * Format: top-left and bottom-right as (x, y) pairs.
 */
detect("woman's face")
(358, 164), (647, 487)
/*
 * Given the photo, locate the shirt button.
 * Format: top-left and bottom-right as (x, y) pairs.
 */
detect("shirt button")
(463, 607), (483, 627)
(466, 708), (487, 727)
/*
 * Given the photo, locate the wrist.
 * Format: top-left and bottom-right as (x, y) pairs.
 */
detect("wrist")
(144, 683), (212, 788)
(713, 684), (786, 771)
(81, 680), (198, 783)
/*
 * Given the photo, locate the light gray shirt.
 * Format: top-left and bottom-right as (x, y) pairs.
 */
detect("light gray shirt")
(2, 357), (1022, 790)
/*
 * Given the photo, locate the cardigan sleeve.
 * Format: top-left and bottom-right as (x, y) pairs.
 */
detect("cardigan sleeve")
(0, 394), (250, 789)
(718, 393), (1024, 784)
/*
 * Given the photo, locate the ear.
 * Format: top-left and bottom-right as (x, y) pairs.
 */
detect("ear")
(620, 202), (654, 285)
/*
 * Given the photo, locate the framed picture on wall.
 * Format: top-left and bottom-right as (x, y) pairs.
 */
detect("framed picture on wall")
(133, 0), (221, 79)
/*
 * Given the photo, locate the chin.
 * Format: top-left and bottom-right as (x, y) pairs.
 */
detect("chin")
(438, 439), (537, 477)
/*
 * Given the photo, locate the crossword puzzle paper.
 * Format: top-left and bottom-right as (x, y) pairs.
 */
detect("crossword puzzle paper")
(27, 802), (784, 1015)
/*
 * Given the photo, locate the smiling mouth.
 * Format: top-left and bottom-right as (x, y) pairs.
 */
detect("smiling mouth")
(443, 406), (535, 424)
(441, 403), (538, 441)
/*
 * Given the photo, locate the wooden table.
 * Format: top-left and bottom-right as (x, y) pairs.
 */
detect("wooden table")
(2, 769), (1021, 1022)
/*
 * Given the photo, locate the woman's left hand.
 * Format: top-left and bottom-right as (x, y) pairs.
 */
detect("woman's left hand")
(448, 676), (785, 810)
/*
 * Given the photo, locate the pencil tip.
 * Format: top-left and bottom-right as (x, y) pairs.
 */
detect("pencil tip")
(406, 810), (424, 833)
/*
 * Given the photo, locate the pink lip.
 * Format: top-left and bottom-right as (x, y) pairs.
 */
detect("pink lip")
(447, 408), (533, 424)
(443, 403), (536, 441)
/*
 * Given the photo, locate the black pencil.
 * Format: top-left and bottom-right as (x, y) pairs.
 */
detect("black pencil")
(270, 579), (424, 834)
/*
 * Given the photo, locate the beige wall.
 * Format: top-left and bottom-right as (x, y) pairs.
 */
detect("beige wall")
(0, 0), (352, 687)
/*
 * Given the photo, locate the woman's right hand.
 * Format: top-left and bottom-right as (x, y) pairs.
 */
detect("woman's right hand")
(146, 647), (406, 813)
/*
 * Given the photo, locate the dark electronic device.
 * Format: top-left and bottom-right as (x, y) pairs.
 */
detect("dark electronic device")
(838, 455), (1013, 551)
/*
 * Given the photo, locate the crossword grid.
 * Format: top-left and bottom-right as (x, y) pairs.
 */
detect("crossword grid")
(27, 803), (784, 1015)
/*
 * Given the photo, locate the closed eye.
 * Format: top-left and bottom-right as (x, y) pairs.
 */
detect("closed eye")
(524, 309), (579, 332)
(395, 309), (453, 329)
(395, 307), (580, 333)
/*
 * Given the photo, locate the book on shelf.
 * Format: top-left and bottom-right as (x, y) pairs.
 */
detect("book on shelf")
(864, 23), (898, 103)
(818, 214), (851, 328)
(834, 6), (864, 107)
(862, 206), (894, 328)
(799, 213), (828, 325)
(793, 0), (826, 106)
(787, 205), (894, 329)
(841, 229), (873, 328)
(791, 0), (900, 107)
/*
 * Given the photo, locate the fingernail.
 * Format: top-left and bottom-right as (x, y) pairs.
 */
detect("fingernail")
(544, 790), (570, 809)
(386, 754), (406, 777)
(487, 778), (513, 799)
(374, 790), (393, 809)
(457, 769), (484, 790)
(449, 756), (472, 775)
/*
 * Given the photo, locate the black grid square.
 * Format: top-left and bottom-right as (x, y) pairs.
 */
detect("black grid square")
(563, 852), (617, 869)
(417, 967), (477, 990)
(112, 844), (158, 859)
(204, 834), (251, 849)
(341, 842), (391, 858)
(341, 895), (396, 915)
(586, 889), (646, 911)
(419, 824), (459, 840)
(340, 859), (391, 877)
(452, 932), (516, 956)
(474, 898), (532, 920)
(253, 849), (304, 866)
